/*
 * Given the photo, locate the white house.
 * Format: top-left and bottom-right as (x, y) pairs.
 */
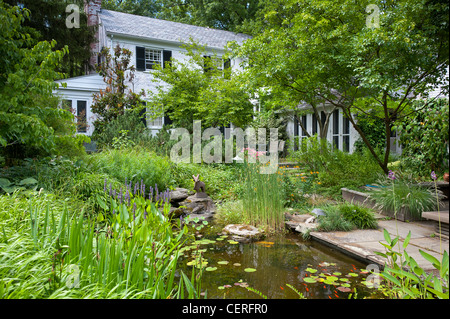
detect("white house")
(55, 0), (251, 136)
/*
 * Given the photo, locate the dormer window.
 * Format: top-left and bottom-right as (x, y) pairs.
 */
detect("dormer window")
(136, 46), (171, 71)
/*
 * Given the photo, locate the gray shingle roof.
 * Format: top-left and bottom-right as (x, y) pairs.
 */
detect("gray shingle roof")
(99, 9), (252, 50)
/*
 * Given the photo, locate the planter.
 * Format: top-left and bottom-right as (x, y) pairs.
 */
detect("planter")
(341, 188), (423, 222)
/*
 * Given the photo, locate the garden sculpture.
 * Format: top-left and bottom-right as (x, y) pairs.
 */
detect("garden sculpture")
(192, 174), (206, 195)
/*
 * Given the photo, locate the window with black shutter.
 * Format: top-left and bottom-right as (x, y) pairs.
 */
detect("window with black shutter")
(163, 114), (173, 127)
(163, 50), (172, 69)
(137, 47), (171, 71)
(139, 102), (147, 127)
(136, 46), (146, 71)
(204, 55), (230, 77)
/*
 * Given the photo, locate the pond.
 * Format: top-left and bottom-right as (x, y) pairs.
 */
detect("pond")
(178, 222), (384, 299)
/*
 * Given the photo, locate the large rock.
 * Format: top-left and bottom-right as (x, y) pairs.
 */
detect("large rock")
(294, 222), (319, 235)
(284, 212), (320, 235)
(179, 193), (216, 215)
(222, 224), (264, 243)
(169, 188), (190, 205)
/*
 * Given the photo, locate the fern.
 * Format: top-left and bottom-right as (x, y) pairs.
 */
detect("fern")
(286, 284), (306, 299)
(245, 286), (268, 299)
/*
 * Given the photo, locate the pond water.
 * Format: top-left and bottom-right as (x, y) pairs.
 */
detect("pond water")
(178, 222), (384, 299)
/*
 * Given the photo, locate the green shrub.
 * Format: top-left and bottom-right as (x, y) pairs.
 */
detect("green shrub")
(94, 111), (148, 150)
(170, 162), (242, 200)
(339, 203), (378, 229)
(289, 136), (384, 197)
(317, 205), (356, 232)
(214, 200), (246, 226)
(88, 148), (173, 191)
(137, 126), (178, 158)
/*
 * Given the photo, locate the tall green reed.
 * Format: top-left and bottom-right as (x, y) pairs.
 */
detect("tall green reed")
(240, 154), (284, 232)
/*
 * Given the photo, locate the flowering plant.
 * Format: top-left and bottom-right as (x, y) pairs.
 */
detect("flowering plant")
(101, 177), (172, 240)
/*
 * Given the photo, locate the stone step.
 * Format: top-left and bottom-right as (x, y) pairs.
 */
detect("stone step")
(422, 211), (449, 224)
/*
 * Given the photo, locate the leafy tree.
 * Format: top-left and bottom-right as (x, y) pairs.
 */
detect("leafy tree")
(102, 0), (161, 17)
(4, 0), (96, 78)
(91, 44), (146, 138)
(238, 0), (449, 174)
(148, 42), (254, 132)
(396, 98), (449, 175)
(0, 2), (86, 163)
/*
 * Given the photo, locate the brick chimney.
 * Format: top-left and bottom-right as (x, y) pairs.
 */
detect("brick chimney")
(84, 0), (102, 73)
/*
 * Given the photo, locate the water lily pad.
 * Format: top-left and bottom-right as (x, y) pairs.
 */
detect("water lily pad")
(333, 272), (342, 276)
(340, 283), (351, 288)
(218, 286), (225, 290)
(337, 286), (352, 293)
(318, 262), (330, 267)
(339, 278), (349, 282)
(218, 260), (229, 265)
(244, 268), (257, 272)
(228, 240), (239, 244)
(347, 272), (358, 277)
(359, 270), (369, 274)
(216, 237), (224, 241)
(186, 259), (208, 268)
(205, 267), (217, 271)
(305, 267), (318, 273)
(303, 277), (318, 283)
(233, 263), (241, 267)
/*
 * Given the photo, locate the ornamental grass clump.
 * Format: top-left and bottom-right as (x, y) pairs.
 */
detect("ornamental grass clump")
(368, 173), (441, 218)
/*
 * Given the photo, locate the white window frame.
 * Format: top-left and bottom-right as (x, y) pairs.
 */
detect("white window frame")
(61, 99), (89, 134)
(146, 108), (164, 128)
(342, 115), (350, 152)
(144, 48), (163, 71)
